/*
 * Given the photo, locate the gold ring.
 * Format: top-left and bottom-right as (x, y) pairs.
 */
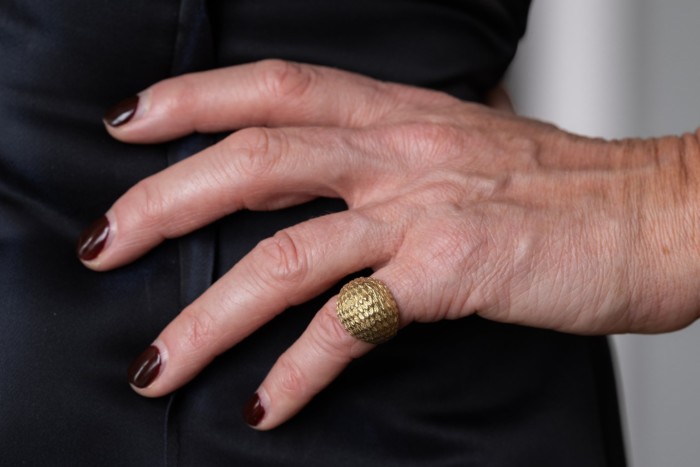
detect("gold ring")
(336, 277), (399, 344)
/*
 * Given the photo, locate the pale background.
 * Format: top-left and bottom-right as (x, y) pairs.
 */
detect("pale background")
(507, 1), (700, 466)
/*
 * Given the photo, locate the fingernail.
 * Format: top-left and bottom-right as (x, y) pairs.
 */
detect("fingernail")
(104, 95), (139, 127)
(127, 345), (162, 388)
(242, 393), (265, 427)
(77, 215), (110, 261)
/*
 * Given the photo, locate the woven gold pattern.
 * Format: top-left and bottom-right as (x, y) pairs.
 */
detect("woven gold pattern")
(336, 277), (399, 344)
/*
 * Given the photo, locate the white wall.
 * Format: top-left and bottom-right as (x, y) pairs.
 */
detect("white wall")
(507, 1), (700, 466)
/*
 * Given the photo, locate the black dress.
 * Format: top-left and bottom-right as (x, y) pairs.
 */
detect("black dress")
(0, 1), (626, 465)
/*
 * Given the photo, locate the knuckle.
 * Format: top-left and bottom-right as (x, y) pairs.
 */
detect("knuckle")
(232, 127), (286, 179)
(158, 74), (198, 119)
(312, 306), (358, 358)
(125, 178), (169, 231)
(257, 59), (318, 101)
(254, 229), (309, 291)
(178, 305), (218, 354)
(380, 122), (464, 164)
(405, 122), (462, 155)
(275, 353), (308, 397)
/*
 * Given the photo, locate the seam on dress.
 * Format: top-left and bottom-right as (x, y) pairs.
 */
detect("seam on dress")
(163, 1), (217, 466)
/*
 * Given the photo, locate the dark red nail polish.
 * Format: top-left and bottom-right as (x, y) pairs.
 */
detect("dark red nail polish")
(127, 346), (161, 388)
(104, 95), (139, 127)
(77, 215), (110, 261)
(243, 393), (265, 426)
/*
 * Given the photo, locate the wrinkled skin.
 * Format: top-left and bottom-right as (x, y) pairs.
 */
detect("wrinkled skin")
(81, 60), (700, 429)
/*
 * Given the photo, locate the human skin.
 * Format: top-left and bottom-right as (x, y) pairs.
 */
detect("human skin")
(78, 60), (700, 430)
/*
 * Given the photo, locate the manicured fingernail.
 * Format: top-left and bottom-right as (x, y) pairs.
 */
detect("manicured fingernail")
(104, 95), (139, 127)
(77, 215), (110, 261)
(127, 346), (162, 388)
(242, 393), (265, 426)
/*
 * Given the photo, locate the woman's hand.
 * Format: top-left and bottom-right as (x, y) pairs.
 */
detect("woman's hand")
(79, 60), (700, 429)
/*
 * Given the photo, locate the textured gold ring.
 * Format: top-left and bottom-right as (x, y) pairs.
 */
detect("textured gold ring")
(336, 277), (399, 345)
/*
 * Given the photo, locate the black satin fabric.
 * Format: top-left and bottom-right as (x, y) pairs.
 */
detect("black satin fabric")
(0, 1), (626, 466)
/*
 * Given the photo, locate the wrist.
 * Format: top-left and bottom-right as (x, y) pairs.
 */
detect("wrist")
(630, 131), (700, 331)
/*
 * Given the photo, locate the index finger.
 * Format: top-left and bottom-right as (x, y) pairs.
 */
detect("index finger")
(104, 60), (404, 143)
